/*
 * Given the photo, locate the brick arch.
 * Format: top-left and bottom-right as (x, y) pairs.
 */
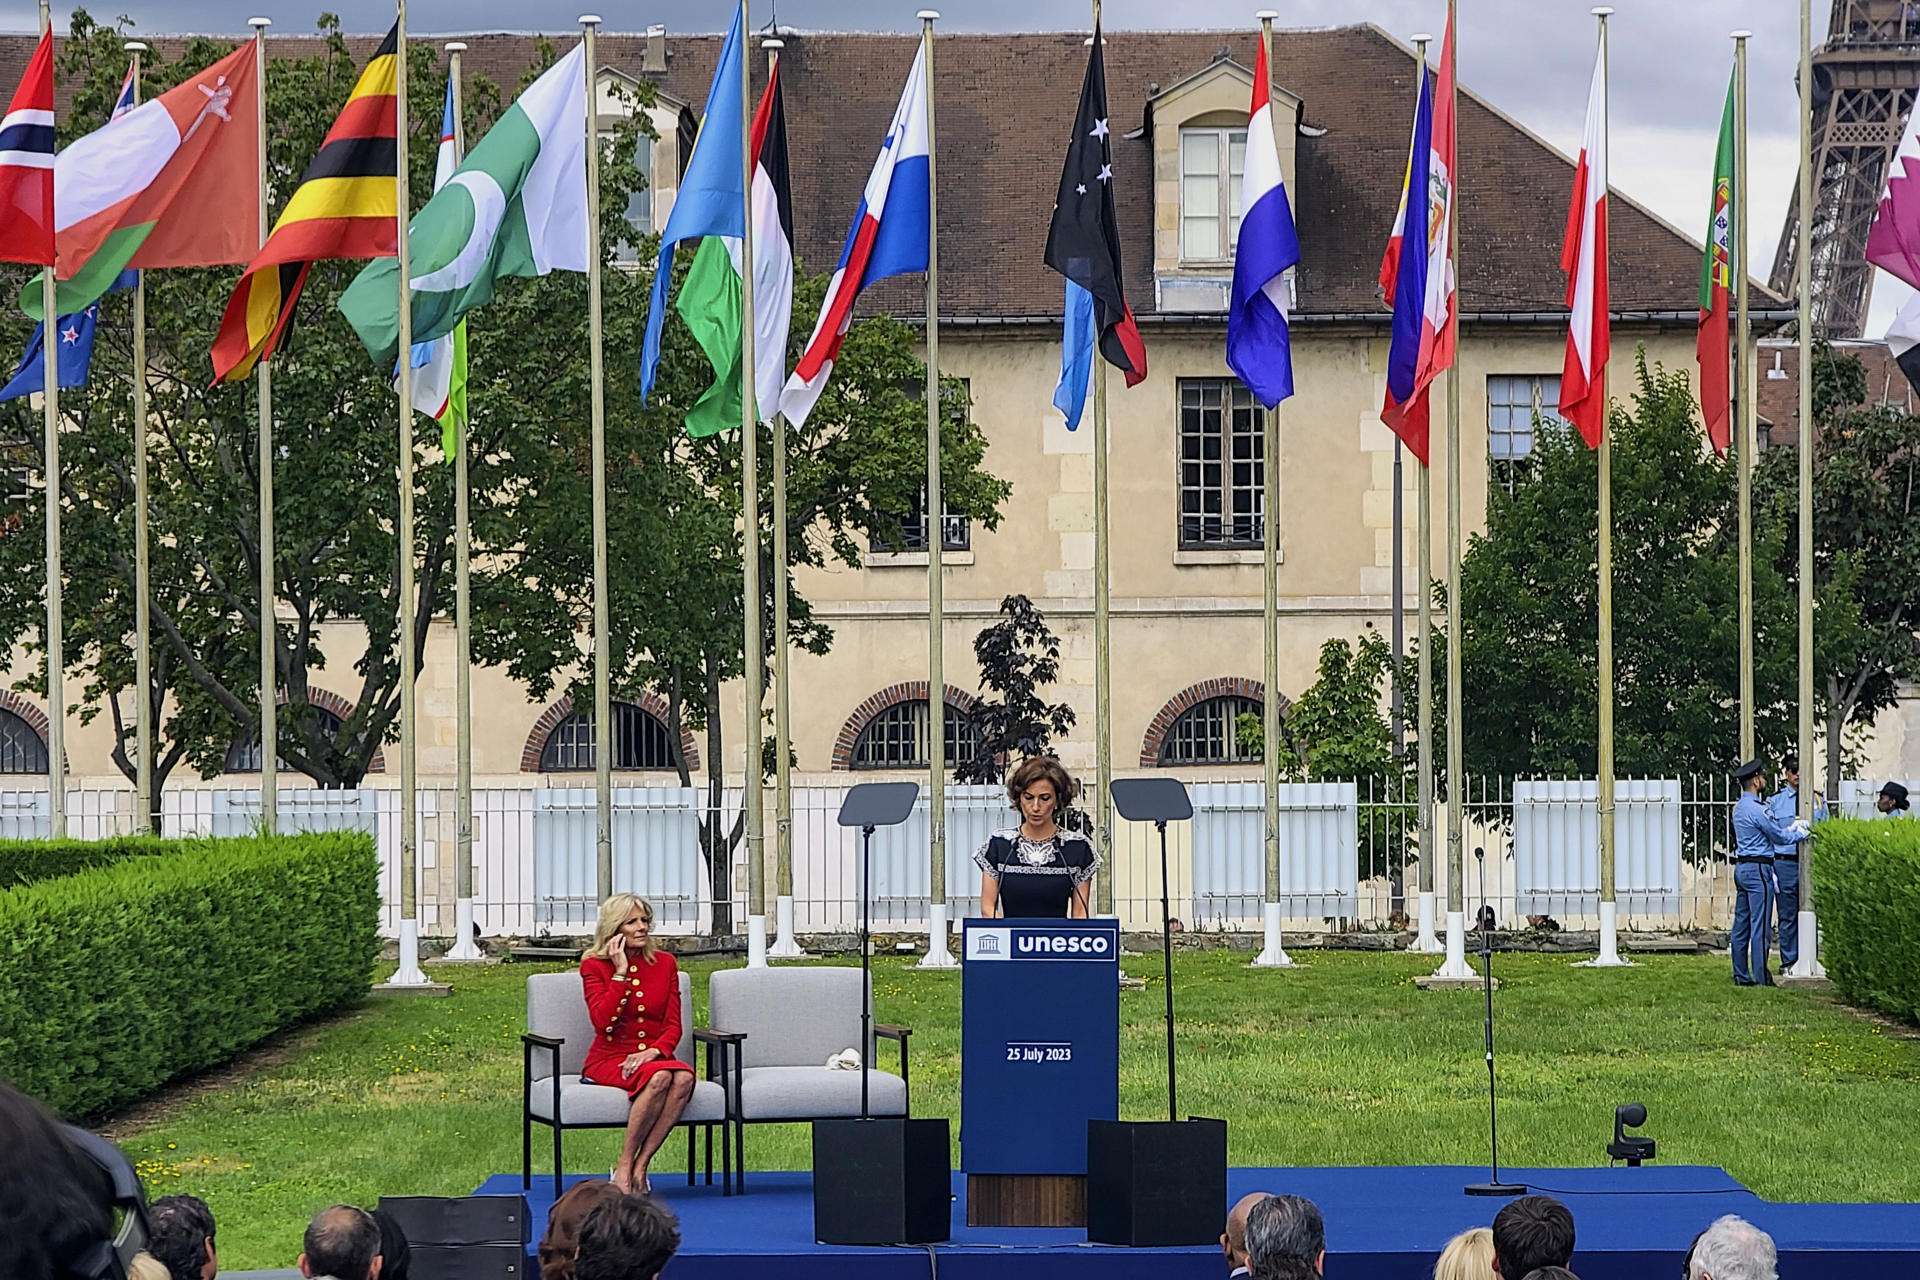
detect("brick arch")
(520, 691), (699, 773)
(231, 687), (384, 774)
(0, 687), (62, 770)
(831, 682), (982, 771)
(1139, 677), (1285, 767)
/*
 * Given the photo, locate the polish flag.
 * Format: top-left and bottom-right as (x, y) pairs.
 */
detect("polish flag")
(1559, 39), (1609, 450)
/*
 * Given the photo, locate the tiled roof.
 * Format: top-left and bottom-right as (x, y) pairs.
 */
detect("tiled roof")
(3, 24), (1714, 322)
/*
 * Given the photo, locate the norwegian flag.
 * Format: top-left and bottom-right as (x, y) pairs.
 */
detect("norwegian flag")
(0, 30), (55, 265)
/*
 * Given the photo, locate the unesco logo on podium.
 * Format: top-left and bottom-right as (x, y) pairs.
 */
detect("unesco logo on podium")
(966, 924), (1117, 962)
(976, 933), (1002, 956)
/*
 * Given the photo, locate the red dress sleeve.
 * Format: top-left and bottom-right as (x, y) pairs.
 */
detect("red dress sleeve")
(582, 955), (626, 1030)
(652, 953), (683, 1061)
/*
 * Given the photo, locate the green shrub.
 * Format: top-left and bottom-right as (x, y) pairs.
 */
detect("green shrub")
(0, 832), (379, 1116)
(0, 837), (175, 890)
(1813, 817), (1920, 1023)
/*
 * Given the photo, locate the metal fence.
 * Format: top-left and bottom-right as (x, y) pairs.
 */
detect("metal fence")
(0, 772), (1799, 939)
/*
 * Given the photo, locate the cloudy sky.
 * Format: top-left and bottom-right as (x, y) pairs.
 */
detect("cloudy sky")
(8, 1), (1876, 323)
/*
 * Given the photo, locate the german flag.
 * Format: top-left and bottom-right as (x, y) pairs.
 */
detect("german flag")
(211, 24), (399, 383)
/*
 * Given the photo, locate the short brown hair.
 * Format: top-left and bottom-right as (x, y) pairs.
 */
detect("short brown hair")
(1006, 755), (1077, 819)
(538, 1181), (625, 1280)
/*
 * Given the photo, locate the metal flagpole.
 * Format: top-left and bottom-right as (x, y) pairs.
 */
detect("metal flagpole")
(740, 0), (769, 966)
(1585, 5), (1628, 968)
(127, 40), (153, 835)
(1251, 9), (1292, 970)
(386, 0), (428, 987)
(37, 0), (63, 838)
(917, 10), (958, 969)
(1432, 0), (1473, 979)
(582, 15), (612, 904)
(1786, 0), (1825, 981)
(251, 15), (276, 835)
(1406, 29), (1441, 956)
(765, 35), (806, 962)
(443, 40), (483, 962)
(1734, 30), (1754, 764)
(1088, 2), (1115, 920)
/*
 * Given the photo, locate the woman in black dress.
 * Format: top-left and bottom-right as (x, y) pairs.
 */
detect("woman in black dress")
(975, 756), (1098, 919)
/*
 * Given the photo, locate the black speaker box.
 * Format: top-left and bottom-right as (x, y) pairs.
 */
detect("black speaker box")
(376, 1194), (530, 1247)
(1085, 1117), (1228, 1246)
(811, 1116), (952, 1244)
(407, 1243), (525, 1280)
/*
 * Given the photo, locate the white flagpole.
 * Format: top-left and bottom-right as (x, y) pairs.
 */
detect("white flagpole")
(739, 0), (769, 966)
(38, 0), (63, 837)
(127, 40), (153, 835)
(1406, 28), (1441, 957)
(251, 15), (277, 836)
(442, 41), (484, 962)
(386, 0), (429, 988)
(581, 15), (613, 907)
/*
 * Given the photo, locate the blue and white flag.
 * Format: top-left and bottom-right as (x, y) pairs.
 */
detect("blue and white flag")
(1051, 281), (1095, 429)
(1, 301), (105, 403)
(1226, 39), (1302, 409)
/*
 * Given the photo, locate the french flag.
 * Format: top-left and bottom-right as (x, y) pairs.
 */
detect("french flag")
(1226, 39), (1301, 409)
(1559, 36), (1610, 450)
(0, 30), (55, 266)
(780, 43), (930, 428)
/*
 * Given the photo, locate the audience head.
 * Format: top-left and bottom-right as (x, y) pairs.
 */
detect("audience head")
(539, 1182), (626, 1280)
(299, 1205), (382, 1280)
(1687, 1215), (1777, 1280)
(1433, 1226), (1496, 1280)
(1520, 1270), (1580, 1280)
(572, 1193), (681, 1280)
(1492, 1196), (1575, 1277)
(0, 1081), (120, 1280)
(371, 1210), (409, 1280)
(1222, 1191), (1273, 1272)
(150, 1195), (218, 1280)
(1246, 1193), (1326, 1280)
(129, 1254), (172, 1280)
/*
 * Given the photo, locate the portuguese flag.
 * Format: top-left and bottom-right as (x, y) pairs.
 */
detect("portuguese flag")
(1697, 74), (1734, 457)
(23, 42), (260, 320)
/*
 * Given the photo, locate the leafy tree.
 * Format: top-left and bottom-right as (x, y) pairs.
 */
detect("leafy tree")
(955, 594), (1076, 785)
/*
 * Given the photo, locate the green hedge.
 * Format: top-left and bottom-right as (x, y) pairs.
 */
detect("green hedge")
(1814, 817), (1920, 1023)
(0, 832), (379, 1116)
(0, 836), (173, 890)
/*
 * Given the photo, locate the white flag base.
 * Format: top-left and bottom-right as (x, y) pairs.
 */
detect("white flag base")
(746, 914), (769, 968)
(384, 918), (430, 986)
(441, 898), (486, 961)
(1575, 900), (1633, 967)
(918, 902), (960, 969)
(1785, 910), (1828, 979)
(768, 895), (808, 958)
(1409, 890), (1443, 953)
(1429, 909), (1477, 979)
(1251, 902), (1295, 968)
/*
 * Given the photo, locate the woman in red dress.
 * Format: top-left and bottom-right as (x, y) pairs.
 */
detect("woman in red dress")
(580, 893), (696, 1193)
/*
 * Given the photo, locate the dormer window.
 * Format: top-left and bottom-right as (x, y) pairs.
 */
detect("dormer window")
(1180, 126), (1246, 262)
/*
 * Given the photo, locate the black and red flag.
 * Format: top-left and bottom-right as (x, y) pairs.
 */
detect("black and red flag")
(1044, 22), (1147, 390)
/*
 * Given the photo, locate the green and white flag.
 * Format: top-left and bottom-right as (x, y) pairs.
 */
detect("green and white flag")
(340, 42), (587, 364)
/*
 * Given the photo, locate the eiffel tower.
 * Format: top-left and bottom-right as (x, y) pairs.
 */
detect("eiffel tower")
(1770, 0), (1920, 338)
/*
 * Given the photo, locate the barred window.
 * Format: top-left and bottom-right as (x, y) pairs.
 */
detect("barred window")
(1178, 379), (1264, 549)
(0, 708), (47, 773)
(224, 707), (345, 774)
(874, 486), (970, 553)
(541, 702), (678, 771)
(1160, 695), (1262, 766)
(852, 699), (981, 770)
(1488, 374), (1568, 490)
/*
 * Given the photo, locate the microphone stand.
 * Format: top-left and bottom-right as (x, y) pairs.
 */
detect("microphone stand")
(1464, 846), (1523, 1197)
(859, 822), (874, 1121)
(1157, 817), (1176, 1121)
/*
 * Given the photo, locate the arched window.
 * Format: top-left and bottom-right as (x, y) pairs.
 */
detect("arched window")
(224, 707), (346, 774)
(851, 699), (980, 771)
(1159, 695), (1261, 766)
(0, 708), (48, 773)
(540, 701), (678, 771)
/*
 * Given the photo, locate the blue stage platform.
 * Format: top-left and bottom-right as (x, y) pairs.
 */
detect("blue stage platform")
(473, 1166), (1920, 1280)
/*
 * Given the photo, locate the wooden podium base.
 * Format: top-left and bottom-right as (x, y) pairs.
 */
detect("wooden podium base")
(967, 1174), (1087, 1227)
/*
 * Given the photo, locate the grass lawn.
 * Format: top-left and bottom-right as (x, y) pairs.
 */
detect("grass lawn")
(110, 950), (1920, 1270)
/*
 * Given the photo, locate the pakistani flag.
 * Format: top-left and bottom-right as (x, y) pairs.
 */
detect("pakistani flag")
(340, 42), (587, 364)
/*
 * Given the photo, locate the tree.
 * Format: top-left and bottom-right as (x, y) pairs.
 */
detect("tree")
(955, 594), (1076, 785)
(1752, 344), (1920, 800)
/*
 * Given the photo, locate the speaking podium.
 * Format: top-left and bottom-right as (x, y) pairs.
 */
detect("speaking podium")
(961, 916), (1119, 1226)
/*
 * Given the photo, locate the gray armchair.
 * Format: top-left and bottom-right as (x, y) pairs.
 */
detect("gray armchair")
(522, 968), (740, 1197)
(706, 966), (912, 1176)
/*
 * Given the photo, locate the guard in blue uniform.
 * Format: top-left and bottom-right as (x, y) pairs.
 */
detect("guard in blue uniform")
(1730, 759), (1804, 987)
(1767, 754), (1824, 970)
